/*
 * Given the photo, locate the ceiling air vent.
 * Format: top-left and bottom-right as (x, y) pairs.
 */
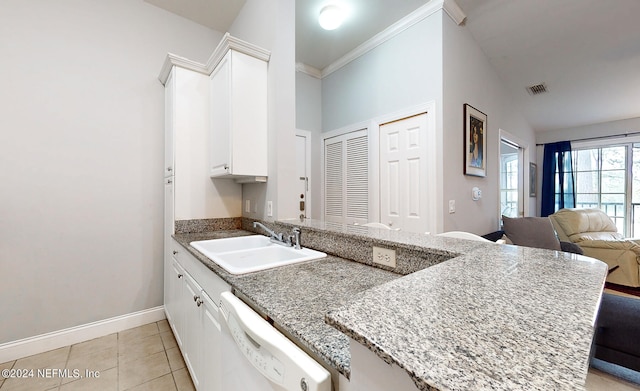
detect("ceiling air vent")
(527, 83), (548, 95)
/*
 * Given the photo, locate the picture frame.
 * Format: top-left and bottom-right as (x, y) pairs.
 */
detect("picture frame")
(529, 162), (537, 197)
(463, 104), (487, 177)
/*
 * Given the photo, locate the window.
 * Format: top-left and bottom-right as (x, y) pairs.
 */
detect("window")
(570, 143), (640, 236)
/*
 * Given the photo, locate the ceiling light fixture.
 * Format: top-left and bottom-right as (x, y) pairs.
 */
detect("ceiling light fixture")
(319, 5), (345, 30)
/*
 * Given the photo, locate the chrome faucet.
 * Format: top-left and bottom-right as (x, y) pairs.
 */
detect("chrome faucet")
(253, 222), (284, 242)
(253, 222), (302, 249)
(290, 227), (301, 250)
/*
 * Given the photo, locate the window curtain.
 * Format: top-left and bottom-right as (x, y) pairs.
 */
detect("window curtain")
(541, 141), (575, 217)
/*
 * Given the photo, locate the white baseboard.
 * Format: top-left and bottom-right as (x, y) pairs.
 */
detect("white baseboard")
(0, 306), (166, 363)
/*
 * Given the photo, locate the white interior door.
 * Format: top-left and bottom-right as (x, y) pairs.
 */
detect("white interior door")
(379, 113), (428, 233)
(323, 129), (368, 224)
(295, 132), (310, 219)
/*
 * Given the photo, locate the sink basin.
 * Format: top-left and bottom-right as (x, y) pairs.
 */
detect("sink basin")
(190, 235), (272, 254)
(190, 235), (327, 275)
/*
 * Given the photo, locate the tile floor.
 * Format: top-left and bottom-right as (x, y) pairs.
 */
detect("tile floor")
(0, 320), (194, 391)
(2, 319), (640, 390)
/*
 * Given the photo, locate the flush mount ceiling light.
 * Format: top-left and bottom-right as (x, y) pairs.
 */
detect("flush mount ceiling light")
(319, 5), (345, 30)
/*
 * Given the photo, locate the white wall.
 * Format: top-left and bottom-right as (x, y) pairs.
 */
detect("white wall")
(295, 71), (323, 219)
(230, 0), (298, 221)
(0, 0), (221, 344)
(442, 14), (536, 234)
(321, 15), (444, 133)
(296, 71), (322, 132)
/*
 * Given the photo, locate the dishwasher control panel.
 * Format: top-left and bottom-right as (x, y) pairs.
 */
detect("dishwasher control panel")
(228, 313), (285, 383)
(220, 292), (331, 391)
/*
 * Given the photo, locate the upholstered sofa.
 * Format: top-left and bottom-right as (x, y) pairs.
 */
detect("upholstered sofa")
(549, 208), (640, 287)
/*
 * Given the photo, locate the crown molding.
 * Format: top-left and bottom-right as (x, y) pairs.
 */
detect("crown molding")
(158, 53), (208, 85)
(296, 62), (322, 79)
(158, 33), (271, 85)
(321, 0), (466, 78)
(443, 0), (467, 25)
(205, 32), (271, 74)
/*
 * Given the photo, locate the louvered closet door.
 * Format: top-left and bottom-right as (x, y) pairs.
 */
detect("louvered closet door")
(324, 130), (368, 224)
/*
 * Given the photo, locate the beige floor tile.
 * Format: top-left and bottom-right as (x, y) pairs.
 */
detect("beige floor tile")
(69, 334), (117, 359)
(0, 360), (15, 388)
(14, 347), (70, 369)
(118, 323), (159, 344)
(118, 351), (170, 391)
(62, 346), (117, 384)
(156, 320), (171, 333)
(58, 366), (117, 391)
(586, 368), (640, 391)
(0, 363), (66, 391)
(159, 331), (177, 351)
(165, 348), (185, 372)
(127, 373), (177, 391)
(172, 368), (195, 391)
(118, 334), (164, 364)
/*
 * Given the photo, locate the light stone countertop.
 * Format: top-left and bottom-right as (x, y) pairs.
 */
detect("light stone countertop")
(326, 243), (608, 391)
(173, 221), (608, 390)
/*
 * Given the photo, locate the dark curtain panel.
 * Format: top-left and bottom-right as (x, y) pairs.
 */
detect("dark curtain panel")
(541, 141), (575, 217)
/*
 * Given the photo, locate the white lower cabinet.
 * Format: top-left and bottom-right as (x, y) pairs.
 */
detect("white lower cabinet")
(166, 257), (185, 349)
(165, 239), (230, 391)
(198, 291), (222, 391)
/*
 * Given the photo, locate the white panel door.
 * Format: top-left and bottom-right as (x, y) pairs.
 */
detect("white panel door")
(379, 114), (428, 233)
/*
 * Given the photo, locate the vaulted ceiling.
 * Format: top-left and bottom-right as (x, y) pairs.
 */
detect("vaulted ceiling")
(146, 0), (640, 133)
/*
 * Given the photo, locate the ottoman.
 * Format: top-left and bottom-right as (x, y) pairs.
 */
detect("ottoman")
(592, 293), (640, 372)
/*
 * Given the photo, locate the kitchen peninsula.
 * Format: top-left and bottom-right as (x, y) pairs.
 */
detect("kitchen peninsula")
(173, 218), (608, 391)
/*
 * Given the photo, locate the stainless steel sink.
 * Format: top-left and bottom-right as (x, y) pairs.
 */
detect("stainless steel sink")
(190, 235), (327, 275)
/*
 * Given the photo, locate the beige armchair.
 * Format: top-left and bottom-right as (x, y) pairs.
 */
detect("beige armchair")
(549, 208), (640, 287)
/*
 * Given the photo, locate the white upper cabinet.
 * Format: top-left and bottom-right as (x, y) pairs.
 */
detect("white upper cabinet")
(208, 34), (269, 183)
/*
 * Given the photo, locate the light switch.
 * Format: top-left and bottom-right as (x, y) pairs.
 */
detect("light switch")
(448, 200), (456, 214)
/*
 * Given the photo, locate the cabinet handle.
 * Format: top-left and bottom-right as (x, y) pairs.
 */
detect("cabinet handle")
(167, 167), (172, 172)
(193, 295), (200, 302)
(167, 179), (173, 184)
(177, 274), (183, 279)
(172, 250), (178, 255)
(196, 298), (204, 307)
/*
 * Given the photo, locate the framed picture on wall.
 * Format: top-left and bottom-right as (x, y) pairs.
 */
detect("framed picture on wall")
(529, 162), (537, 197)
(464, 104), (487, 177)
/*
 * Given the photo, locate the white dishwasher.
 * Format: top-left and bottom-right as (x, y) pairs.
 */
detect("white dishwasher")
(219, 291), (332, 391)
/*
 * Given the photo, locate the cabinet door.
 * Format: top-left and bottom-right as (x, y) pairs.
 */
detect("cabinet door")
(210, 52), (231, 176)
(182, 273), (202, 390)
(166, 258), (184, 348)
(164, 69), (175, 178)
(163, 178), (174, 318)
(199, 291), (222, 391)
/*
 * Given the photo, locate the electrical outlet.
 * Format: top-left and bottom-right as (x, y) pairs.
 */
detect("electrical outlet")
(245, 199), (251, 213)
(267, 201), (273, 217)
(373, 246), (396, 268)
(448, 199), (456, 214)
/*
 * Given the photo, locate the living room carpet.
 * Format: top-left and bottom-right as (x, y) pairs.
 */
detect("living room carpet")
(605, 283), (640, 298)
